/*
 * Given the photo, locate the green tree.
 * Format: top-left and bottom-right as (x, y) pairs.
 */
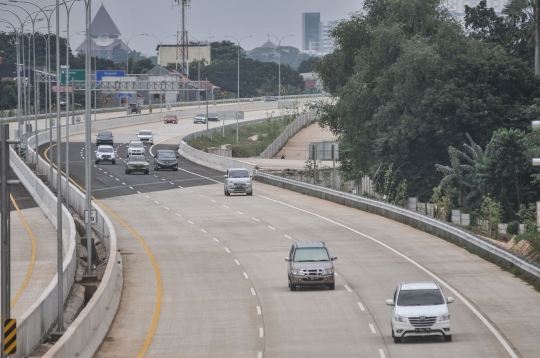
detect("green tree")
(297, 57), (320, 73)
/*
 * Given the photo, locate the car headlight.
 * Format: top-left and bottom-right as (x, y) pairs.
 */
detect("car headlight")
(394, 315), (409, 323)
(439, 313), (450, 322)
(322, 269), (334, 275)
(291, 270), (303, 275)
(96, 154), (102, 158)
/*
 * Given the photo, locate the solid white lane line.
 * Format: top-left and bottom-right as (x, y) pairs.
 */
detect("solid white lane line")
(154, 201), (159, 204)
(251, 288), (256, 296)
(379, 349), (386, 358)
(175, 213), (182, 217)
(213, 238), (220, 242)
(164, 207), (170, 211)
(237, 211), (243, 214)
(344, 285), (352, 292)
(256, 306), (261, 315)
(284, 235), (292, 240)
(234, 259), (240, 265)
(243, 272), (249, 279)
(188, 221), (194, 225)
(225, 247), (230, 253)
(358, 302), (365, 311)
(223, 205), (229, 208)
(201, 229), (207, 233)
(369, 324), (376, 334)
(268, 226), (276, 230)
(211, 199), (216, 203)
(257, 194), (519, 358)
(252, 218), (260, 221)
(259, 328), (264, 338)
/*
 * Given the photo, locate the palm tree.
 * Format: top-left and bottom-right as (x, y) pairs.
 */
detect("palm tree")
(503, 0), (540, 75)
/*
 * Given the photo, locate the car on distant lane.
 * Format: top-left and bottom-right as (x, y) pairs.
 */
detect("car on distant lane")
(164, 114), (178, 124)
(193, 113), (206, 124)
(208, 112), (219, 121)
(125, 155), (149, 174)
(154, 149), (178, 171)
(94, 145), (116, 165)
(285, 241), (337, 291)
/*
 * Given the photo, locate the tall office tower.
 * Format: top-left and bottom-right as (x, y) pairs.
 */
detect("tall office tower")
(320, 20), (339, 55)
(302, 13), (321, 53)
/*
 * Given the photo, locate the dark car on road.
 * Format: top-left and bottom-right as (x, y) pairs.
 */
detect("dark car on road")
(125, 155), (149, 174)
(208, 112), (219, 121)
(154, 149), (179, 171)
(164, 114), (178, 124)
(95, 130), (114, 146)
(129, 103), (141, 114)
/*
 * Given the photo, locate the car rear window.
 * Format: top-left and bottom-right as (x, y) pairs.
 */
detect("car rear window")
(397, 289), (445, 306)
(229, 170), (249, 178)
(293, 248), (330, 262)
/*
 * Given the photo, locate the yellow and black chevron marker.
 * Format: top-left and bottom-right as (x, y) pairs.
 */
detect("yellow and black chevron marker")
(3, 319), (16, 355)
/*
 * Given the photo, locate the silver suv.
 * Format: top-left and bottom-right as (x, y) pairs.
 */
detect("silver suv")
(386, 282), (454, 343)
(224, 168), (253, 196)
(127, 140), (145, 157)
(285, 241), (337, 291)
(136, 130), (153, 145)
(94, 145), (116, 165)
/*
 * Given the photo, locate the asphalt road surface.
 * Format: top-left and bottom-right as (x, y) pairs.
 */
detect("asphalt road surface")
(38, 110), (540, 357)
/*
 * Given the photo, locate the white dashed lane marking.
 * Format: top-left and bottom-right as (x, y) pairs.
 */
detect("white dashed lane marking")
(225, 247), (230, 253)
(252, 218), (260, 222)
(268, 226), (276, 230)
(201, 229), (207, 233)
(211, 199), (216, 203)
(379, 349), (386, 358)
(259, 328), (264, 338)
(243, 272), (249, 279)
(284, 235), (292, 240)
(344, 285), (352, 292)
(164, 207), (170, 211)
(369, 324), (376, 334)
(223, 205), (229, 209)
(237, 211), (243, 215)
(250, 288), (256, 296)
(154, 201), (159, 204)
(256, 306), (261, 315)
(358, 302), (365, 311)
(213, 238), (220, 242)
(234, 260), (240, 265)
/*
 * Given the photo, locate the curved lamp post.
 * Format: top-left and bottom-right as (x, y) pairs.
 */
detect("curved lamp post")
(267, 34), (292, 101)
(224, 35), (252, 104)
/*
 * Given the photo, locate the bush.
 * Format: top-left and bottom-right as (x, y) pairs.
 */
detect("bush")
(507, 221), (519, 235)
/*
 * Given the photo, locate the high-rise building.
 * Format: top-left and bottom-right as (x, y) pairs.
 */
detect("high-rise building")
(302, 13), (321, 53)
(447, 0), (507, 16)
(320, 20), (339, 55)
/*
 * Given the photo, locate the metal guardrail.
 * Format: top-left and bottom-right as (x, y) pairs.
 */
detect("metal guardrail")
(259, 109), (318, 159)
(254, 170), (540, 282)
(0, 94), (321, 123)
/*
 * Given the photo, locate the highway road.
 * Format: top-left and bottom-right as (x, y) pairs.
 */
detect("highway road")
(41, 108), (540, 357)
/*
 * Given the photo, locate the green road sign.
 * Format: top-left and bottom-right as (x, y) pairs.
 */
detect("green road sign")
(60, 69), (86, 85)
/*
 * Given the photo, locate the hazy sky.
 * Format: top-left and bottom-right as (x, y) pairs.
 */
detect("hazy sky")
(2, 0), (364, 56)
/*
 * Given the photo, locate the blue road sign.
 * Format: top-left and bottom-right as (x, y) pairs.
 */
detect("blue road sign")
(117, 93), (133, 98)
(96, 70), (125, 83)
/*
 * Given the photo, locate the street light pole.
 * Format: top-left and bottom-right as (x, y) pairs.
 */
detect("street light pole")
(225, 35), (252, 104)
(189, 35), (213, 108)
(268, 34), (292, 101)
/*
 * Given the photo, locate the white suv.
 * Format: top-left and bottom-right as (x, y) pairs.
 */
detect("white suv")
(136, 130), (153, 145)
(386, 282), (454, 343)
(127, 140), (145, 157)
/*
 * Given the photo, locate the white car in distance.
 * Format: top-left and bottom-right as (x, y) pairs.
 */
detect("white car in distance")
(136, 130), (153, 145)
(95, 145), (116, 165)
(127, 140), (145, 157)
(386, 282), (454, 343)
(193, 113), (206, 124)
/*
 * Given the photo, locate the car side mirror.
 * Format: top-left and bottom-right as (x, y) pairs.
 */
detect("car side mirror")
(176, 155), (179, 158)
(331, 256), (337, 261)
(146, 159), (150, 162)
(224, 175), (228, 178)
(284, 257), (291, 262)
(447, 297), (454, 304)
(386, 299), (395, 306)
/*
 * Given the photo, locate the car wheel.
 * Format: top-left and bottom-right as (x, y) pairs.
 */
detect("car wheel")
(173, 167), (178, 171)
(444, 335), (452, 342)
(112, 160), (116, 165)
(144, 170), (149, 175)
(290, 282), (297, 291)
(126, 170), (131, 174)
(225, 190), (231, 196)
(247, 192), (253, 196)
(394, 337), (401, 343)
(95, 160), (99, 164)
(155, 166), (159, 171)
(328, 282), (335, 290)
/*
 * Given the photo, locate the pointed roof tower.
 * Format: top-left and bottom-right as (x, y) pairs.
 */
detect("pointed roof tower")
(90, 5), (121, 36)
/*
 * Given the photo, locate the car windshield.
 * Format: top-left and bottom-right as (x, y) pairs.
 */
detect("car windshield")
(129, 156), (146, 162)
(98, 148), (113, 153)
(397, 289), (445, 306)
(158, 152), (176, 159)
(229, 170), (249, 178)
(195, 114), (205, 117)
(98, 131), (112, 137)
(130, 142), (143, 148)
(166, 115), (176, 118)
(139, 131), (152, 135)
(293, 247), (330, 262)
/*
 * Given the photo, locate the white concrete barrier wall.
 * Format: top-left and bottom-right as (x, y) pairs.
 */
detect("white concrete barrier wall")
(9, 147), (76, 357)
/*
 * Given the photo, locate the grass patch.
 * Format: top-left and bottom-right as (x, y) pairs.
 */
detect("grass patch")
(188, 116), (295, 157)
